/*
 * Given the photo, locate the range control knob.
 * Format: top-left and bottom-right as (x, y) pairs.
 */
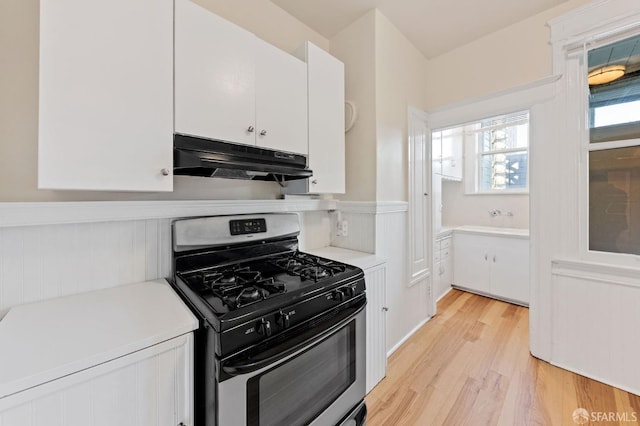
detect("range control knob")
(332, 289), (346, 302)
(257, 318), (272, 337)
(277, 312), (290, 329)
(344, 285), (356, 298)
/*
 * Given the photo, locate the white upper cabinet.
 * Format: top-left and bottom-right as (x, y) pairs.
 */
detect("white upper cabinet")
(174, 0), (256, 146)
(306, 42), (345, 193)
(38, 0), (174, 191)
(255, 40), (308, 154)
(175, 0), (308, 155)
(432, 128), (462, 181)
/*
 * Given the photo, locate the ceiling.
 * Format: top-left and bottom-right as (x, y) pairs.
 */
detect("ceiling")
(270, 0), (569, 59)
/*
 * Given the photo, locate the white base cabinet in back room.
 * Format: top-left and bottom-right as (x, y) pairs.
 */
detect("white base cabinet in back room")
(433, 235), (453, 301)
(174, 0), (307, 154)
(453, 231), (529, 305)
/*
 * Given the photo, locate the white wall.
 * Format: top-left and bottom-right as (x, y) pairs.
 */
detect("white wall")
(330, 11), (377, 202)
(0, 0), (328, 202)
(424, 0), (591, 109)
(441, 181), (529, 229)
(374, 11), (429, 202)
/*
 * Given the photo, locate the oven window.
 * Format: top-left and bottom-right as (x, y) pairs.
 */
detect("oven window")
(247, 321), (356, 426)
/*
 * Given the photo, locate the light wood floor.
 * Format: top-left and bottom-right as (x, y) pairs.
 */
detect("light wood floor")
(366, 289), (640, 426)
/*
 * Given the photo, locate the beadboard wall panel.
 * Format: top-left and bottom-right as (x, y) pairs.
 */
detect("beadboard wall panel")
(551, 265), (640, 396)
(0, 210), (330, 317)
(330, 211), (376, 253)
(0, 219), (172, 317)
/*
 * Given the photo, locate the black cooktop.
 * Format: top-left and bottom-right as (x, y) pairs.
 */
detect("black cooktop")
(177, 250), (357, 315)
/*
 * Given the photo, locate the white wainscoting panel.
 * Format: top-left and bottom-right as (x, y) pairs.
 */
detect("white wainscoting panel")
(0, 335), (192, 425)
(364, 263), (386, 394)
(551, 263), (640, 396)
(375, 209), (432, 354)
(0, 219), (171, 317)
(330, 211), (376, 253)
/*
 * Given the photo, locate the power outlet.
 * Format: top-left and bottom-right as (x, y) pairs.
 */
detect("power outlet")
(337, 220), (349, 237)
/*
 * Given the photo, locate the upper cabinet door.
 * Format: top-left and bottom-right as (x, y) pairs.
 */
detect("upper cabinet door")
(255, 40), (308, 154)
(38, 0), (173, 191)
(175, 0), (256, 146)
(305, 43), (345, 194)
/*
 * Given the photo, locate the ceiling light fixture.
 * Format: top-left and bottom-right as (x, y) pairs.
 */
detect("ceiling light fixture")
(588, 65), (626, 85)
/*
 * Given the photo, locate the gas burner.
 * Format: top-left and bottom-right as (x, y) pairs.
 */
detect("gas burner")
(193, 265), (287, 310)
(298, 266), (330, 282)
(271, 251), (348, 281)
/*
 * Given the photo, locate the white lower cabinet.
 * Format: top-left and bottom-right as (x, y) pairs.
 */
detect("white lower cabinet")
(433, 236), (453, 301)
(0, 335), (193, 426)
(453, 232), (529, 305)
(364, 263), (387, 394)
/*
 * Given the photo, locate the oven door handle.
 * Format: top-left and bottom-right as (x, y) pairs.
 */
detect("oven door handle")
(222, 299), (366, 377)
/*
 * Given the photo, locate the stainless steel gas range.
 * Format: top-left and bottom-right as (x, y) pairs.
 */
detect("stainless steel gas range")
(170, 213), (367, 426)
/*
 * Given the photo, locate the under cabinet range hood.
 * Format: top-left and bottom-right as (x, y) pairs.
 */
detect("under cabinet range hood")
(173, 134), (312, 182)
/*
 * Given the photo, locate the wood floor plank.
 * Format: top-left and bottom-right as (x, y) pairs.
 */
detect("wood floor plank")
(366, 290), (640, 426)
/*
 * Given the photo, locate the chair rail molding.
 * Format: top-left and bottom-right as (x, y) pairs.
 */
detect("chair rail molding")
(0, 199), (337, 228)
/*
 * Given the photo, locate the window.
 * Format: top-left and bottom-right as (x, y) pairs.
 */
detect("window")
(587, 34), (640, 255)
(448, 111), (529, 194)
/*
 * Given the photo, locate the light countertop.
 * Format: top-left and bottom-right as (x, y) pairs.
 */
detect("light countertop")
(0, 279), (197, 400)
(452, 225), (529, 239)
(307, 246), (386, 270)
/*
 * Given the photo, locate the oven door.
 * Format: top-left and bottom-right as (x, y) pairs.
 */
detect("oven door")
(217, 300), (366, 426)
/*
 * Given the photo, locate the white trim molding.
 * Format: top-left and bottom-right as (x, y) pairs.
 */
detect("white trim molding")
(0, 199), (337, 228)
(336, 201), (408, 214)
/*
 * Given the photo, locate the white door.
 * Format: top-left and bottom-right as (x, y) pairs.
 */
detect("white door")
(38, 0), (173, 191)
(174, 0), (256, 146)
(255, 40), (308, 154)
(453, 233), (491, 293)
(408, 108), (431, 284)
(490, 237), (530, 304)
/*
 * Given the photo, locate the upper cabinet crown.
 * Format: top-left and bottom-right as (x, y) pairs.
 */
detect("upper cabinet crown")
(174, 0), (307, 155)
(38, 0), (174, 191)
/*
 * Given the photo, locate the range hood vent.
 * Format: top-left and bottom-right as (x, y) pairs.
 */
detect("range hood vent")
(173, 134), (312, 183)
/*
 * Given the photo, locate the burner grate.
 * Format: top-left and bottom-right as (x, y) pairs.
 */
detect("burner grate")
(197, 266), (286, 309)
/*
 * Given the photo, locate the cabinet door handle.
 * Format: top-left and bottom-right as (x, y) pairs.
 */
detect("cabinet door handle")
(247, 126), (255, 133)
(259, 129), (267, 136)
(382, 307), (389, 312)
(493, 255), (496, 263)
(311, 179), (318, 185)
(484, 254), (488, 261)
(161, 168), (170, 176)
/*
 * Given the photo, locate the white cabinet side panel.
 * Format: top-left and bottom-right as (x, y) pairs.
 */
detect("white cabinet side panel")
(365, 264), (387, 394)
(0, 337), (191, 426)
(38, 0), (173, 191)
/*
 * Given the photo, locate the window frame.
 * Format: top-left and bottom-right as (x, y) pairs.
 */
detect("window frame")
(471, 113), (530, 194)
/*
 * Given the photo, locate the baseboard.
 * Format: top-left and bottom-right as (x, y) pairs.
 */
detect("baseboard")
(549, 359), (640, 397)
(387, 316), (431, 357)
(436, 286), (453, 303)
(451, 285), (529, 307)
